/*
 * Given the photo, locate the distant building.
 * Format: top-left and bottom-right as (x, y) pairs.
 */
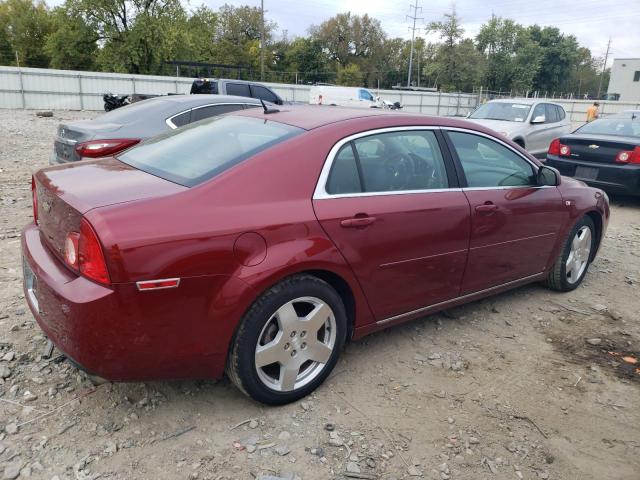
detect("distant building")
(607, 58), (640, 102)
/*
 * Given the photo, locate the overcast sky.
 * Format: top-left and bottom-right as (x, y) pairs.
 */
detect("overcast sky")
(202, 0), (640, 64)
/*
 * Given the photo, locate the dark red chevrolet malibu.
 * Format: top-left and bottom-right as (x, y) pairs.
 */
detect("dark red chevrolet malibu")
(22, 106), (609, 404)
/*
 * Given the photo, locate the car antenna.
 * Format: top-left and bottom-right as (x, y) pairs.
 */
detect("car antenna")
(260, 99), (279, 114)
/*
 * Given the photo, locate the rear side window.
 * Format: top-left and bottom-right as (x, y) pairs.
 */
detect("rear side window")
(326, 130), (449, 195)
(190, 104), (244, 122)
(251, 85), (279, 103)
(119, 116), (303, 187)
(169, 111), (191, 128)
(226, 83), (251, 97)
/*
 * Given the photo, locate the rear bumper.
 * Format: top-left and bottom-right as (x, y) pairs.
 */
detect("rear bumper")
(21, 224), (235, 381)
(545, 155), (640, 195)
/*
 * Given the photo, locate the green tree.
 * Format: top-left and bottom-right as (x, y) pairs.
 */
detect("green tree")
(0, 0), (52, 67)
(528, 25), (580, 94)
(44, 1), (97, 70)
(337, 63), (362, 86)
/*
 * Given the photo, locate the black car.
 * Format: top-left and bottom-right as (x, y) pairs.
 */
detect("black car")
(545, 117), (640, 196)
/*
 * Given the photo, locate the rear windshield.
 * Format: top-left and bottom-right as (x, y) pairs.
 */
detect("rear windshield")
(118, 116), (303, 187)
(576, 118), (640, 138)
(98, 97), (171, 123)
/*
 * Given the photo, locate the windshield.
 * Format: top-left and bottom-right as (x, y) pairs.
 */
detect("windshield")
(119, 116), (303, 187)
(576, 118), (640, 138)
(470, 102), (532, 122)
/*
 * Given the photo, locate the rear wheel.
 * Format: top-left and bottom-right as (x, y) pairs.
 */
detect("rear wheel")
(545, 216), (596, 291)
(227, 275), (347, 405)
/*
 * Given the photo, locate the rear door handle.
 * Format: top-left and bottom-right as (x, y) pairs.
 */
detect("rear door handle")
(340, 216), (377, 228)
(475, 203), (498, 214)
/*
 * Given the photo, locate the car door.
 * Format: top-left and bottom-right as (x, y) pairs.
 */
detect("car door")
(526, 103), (550, 155)
(312, 128), (471, 321)
(445, 129), (565, 294)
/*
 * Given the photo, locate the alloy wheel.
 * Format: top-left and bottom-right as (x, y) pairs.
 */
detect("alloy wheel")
(254, 296), (336, 392)
(566, 225), (592, 284)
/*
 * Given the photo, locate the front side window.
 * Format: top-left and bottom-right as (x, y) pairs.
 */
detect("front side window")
(556, 105), (566, 120)
(359, 89), (374, 101)
(251, 85), (278, 103)
(448, 131), (536, 188)
(545, 104), (559, 123)
(226, 83), (251, 97)
(531, 104), (545, 122)
(325, 130), (449, 195)
(119, 116), (303, 187)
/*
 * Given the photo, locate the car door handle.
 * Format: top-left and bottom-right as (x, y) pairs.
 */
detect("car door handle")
(475, 203), (498, 214)
(340, 216), (377, 228)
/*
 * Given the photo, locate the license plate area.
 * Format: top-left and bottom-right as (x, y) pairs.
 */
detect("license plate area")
(54, 141), (72, 161)
(575, 166), (598, 180)
(23, 258), (39, 313)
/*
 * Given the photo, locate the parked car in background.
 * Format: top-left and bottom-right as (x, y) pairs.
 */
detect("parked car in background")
(309, 85), (385, 109)
(190, 78), (284, 105)
(51, 95), (265, 164)
(466, 99), (572, 157)
(24, 106), (609, 405)
(545, 116), (640, 196)
(608, 110), (639, 120)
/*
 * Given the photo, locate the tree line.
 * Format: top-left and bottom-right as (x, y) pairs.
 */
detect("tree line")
(0, 0), (608, 96)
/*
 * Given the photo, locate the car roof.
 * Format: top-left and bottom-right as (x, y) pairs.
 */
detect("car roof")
(486, 98), (563, 107)
(230, 104), (492, 131)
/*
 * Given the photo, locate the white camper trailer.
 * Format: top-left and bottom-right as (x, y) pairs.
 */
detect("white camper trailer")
(309, 85), (383, 109)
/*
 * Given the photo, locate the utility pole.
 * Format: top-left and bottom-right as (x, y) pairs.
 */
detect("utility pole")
(407, 1), (423, 87)
(597, 37), (611, 99)
(260, 0), (265, 81)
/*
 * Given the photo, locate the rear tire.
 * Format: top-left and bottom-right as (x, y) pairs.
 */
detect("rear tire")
(545, 216), (596, 292)
(227, 275), (347, 405)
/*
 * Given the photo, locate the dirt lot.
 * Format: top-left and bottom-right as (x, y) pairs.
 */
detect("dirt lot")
(0, 109), (638, 480)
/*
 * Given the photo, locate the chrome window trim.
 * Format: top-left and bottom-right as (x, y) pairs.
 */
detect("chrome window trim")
(165, 102), (254, 129)
(313, 125), (445, 200)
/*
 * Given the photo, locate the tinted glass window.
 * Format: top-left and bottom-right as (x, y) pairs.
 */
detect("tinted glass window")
(191, 104), (244, 122)
(119, 116), (303, 187)
(634, 71), (640, 82)
(576, 118), (640, 137)
(326, 144), (361, 194)
(556, 105), (566, 120)
(251, 85), (278, 103)
(169, 111), (190, 128)
(326, 130), (449, 194)
(226, 83), (251, 97)
(449, 131), (536, 188)
(532, 103), (545, 121)
(545, 104), (559, 123)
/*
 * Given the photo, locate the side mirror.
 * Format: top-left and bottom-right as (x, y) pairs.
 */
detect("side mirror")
(537, 165), (560, 186)
(531, 115), (546, 124)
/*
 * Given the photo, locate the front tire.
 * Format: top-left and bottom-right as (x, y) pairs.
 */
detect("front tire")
(227, 275), (347, 405)
(545, 215), (596, 292)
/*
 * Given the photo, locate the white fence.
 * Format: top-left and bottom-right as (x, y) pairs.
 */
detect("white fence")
(0, 66), (478, 116)
(1, 66), (639, 120)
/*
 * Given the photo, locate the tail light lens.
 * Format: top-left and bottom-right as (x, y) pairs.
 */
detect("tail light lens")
(548, 138), (571, 157)
(64, 219), (110, 285)
(615, 146), (640, 164)
(75, 138), (140, 159)
(31, 176), (38, 224)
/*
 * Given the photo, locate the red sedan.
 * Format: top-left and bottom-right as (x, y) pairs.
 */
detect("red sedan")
(22, 106), (609, 405)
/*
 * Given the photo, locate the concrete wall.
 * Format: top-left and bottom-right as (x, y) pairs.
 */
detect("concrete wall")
(608, 58), (640, 102)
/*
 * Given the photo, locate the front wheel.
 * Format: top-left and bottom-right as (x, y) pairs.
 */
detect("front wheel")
(545, 215), (596, 292)
(227, 275), (347, 405)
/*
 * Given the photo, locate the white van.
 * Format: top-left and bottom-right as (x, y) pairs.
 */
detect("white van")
(309, 85), (383, 109)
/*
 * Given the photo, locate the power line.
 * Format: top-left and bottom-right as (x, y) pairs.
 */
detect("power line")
(406, 0), (423, 87)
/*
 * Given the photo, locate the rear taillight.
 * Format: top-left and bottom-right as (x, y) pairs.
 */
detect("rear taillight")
(615, 146), (640, 164)
(64, 219), (110, 285)
(31, 176), (38, 224)
(548, 138), (571, 157)
(75, 138), (140, 159)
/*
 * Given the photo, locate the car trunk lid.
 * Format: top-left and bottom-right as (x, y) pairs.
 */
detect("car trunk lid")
(560, 134), (639, 164)
(54, 121), (123, 163)
(34, 158), (186, 261)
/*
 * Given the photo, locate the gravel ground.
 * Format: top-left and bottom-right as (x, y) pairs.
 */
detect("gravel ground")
(0, 109), (639, 480)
